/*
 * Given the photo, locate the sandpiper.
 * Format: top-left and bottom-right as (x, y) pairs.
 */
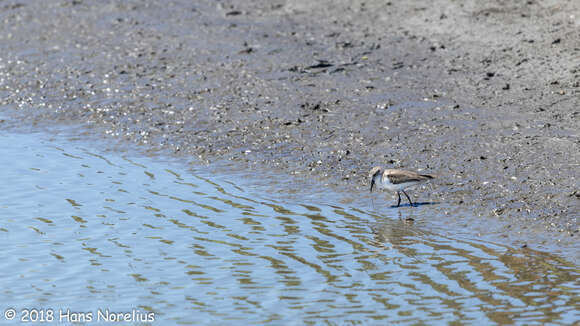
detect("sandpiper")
(369, 166), (435, 207)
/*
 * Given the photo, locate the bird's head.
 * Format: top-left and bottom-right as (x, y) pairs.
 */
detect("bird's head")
(369, 166), (382, 192)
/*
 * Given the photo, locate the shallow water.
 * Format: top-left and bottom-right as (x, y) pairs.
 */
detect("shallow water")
(0, 128), (578, 325)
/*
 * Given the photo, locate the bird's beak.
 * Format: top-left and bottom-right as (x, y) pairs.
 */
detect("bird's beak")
(370, 179), (375, 193)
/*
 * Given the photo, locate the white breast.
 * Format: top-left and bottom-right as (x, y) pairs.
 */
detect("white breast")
(379, 175), (419, 192)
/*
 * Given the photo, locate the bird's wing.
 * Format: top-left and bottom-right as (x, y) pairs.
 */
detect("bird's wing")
(385, 170), (429, 184)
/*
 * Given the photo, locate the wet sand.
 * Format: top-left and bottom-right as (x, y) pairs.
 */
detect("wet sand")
(0, 1), (578, 247)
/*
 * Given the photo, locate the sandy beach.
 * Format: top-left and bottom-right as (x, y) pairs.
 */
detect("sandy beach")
(0, 0), (578, 249)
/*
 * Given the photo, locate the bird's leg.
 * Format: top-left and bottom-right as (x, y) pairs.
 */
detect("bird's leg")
(396, 192), (401, 207)
(402, 190), (414, 207)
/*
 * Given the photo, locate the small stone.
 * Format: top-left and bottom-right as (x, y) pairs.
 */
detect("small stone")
(226, 10), (242, 16)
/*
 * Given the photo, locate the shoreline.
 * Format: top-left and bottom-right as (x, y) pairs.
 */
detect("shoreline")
(1, 1), (578, 248)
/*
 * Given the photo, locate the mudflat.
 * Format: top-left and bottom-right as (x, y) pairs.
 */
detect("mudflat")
(0, 1), (578, 245)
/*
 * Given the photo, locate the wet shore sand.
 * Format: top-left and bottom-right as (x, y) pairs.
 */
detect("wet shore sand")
(1, 1), (578, 251)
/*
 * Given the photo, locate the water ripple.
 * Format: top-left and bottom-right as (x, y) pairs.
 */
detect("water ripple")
(0, 130), (578, 325)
